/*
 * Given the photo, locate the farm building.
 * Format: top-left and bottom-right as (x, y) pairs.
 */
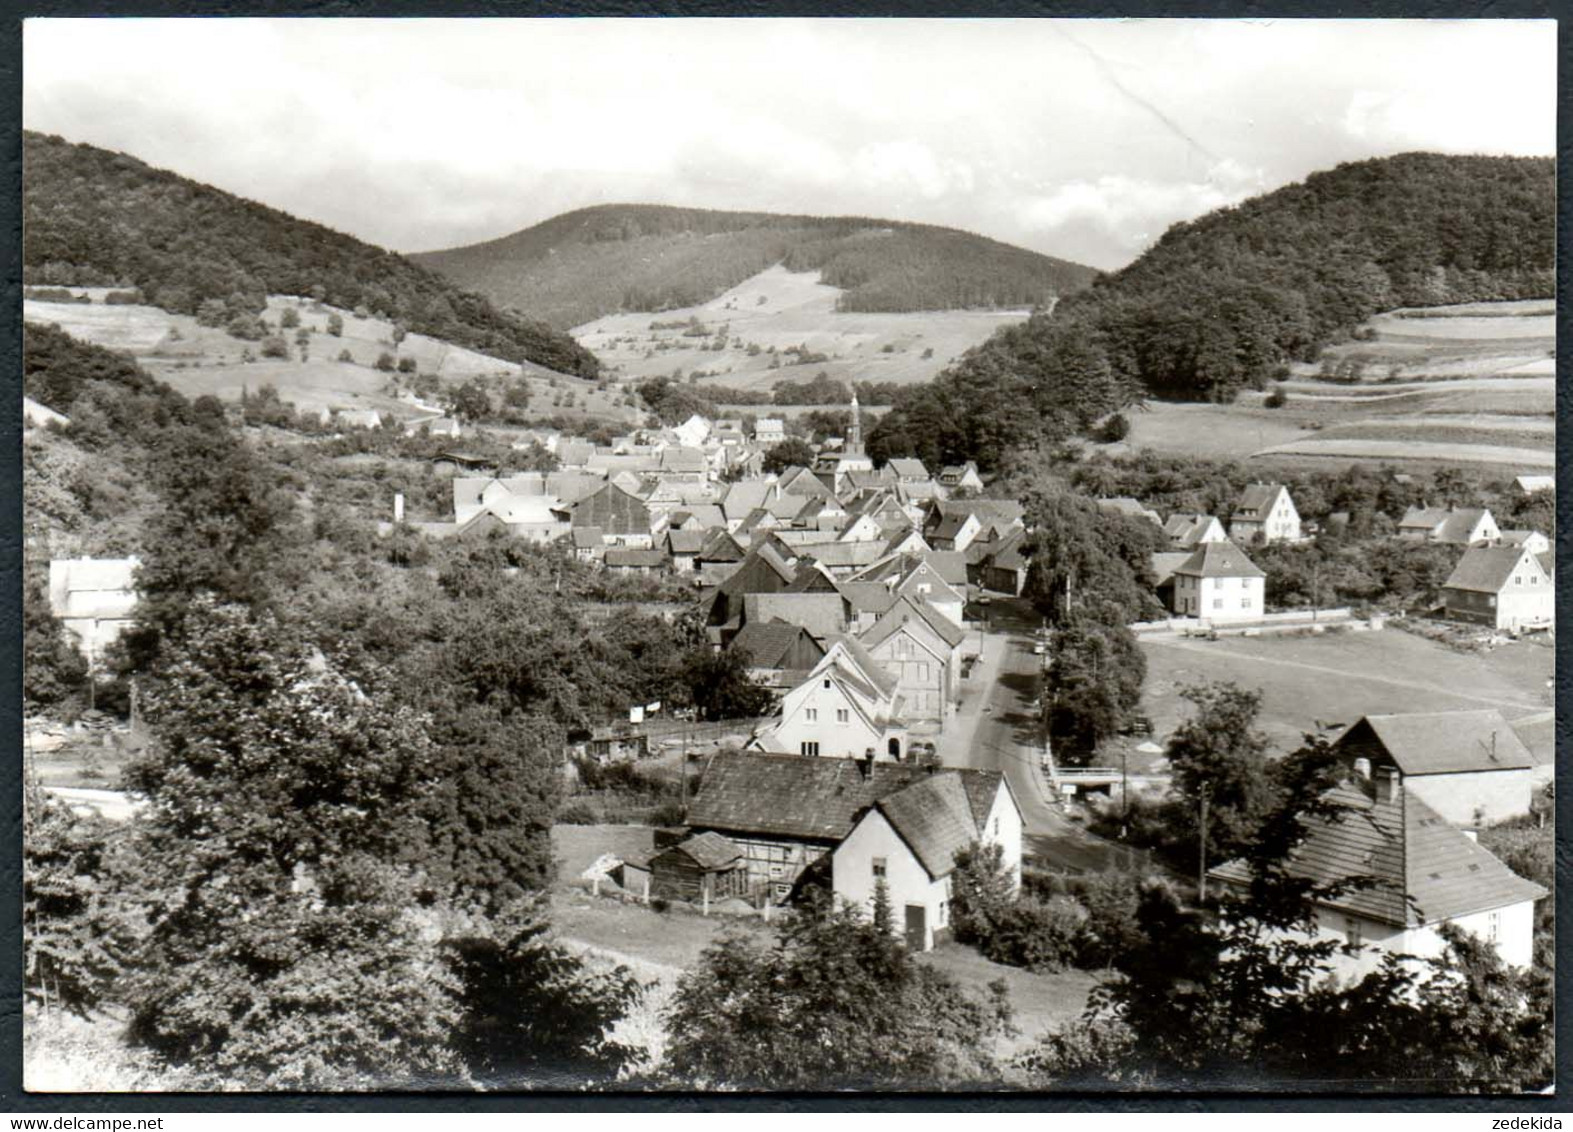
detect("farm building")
(749, 637), (908, 761)
(1440, 545), (1553, 633)
(729, 619), (828, 690)
(1513, 475), (1554, 496)
(937, 461), (984, 494)
(1209, 773), (1545, 981)
(646, 832), (749, 906)
(1331, 711), (1536, 828)
(1228, 484), (1301, 545)
(1168, 540), (1265, 622)
(567, 483), (654, 548)
(684, 750), (1019, 932)
(1495, 529), (1550, 555)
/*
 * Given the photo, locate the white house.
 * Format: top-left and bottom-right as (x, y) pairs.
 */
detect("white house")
(1441, 545), (1554, 633)
(749, 637), (909, 762)
(753, 418), (787, 446)
(672, 413), (712, 449)
(1397, 506), (1499, 546)
(834, 769), (1022, 952)
(1163, 513), (1228, 550)
(1513, 475), (1554, 497)
(48, 557), (140, 664)
(1332, 711), (1536, 828)
(1228, 483), (1301, 544)
(1210, 770), (1546, 981)
(1495, 529), (1550, 555)
(1169, 540), (1266, 622)
(858, 595), (965, 728)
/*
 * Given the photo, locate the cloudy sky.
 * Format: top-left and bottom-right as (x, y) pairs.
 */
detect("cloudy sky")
(24, 18), (1556, 270)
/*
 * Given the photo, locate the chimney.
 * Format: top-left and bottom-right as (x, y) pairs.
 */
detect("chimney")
(860, 749), (876, 779)
(1374, 766), (1400, 805)
(394, 492), (405, 523)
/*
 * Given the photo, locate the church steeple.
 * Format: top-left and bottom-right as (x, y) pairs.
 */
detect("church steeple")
(847, 390), (862, 455)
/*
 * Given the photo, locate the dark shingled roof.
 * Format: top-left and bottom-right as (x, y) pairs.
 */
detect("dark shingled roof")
(655, 831), (743, 872)
(686, 751), (1004, 844)
(1336, 712), (1535, 775)
(860, 595), (966, 652)
(605, 547), (668, 568)
(1232, 483), (1288, 519)
(666, 528), (708, 554)
(876, 773), (979, 878)
(1210, 784), (1546, 927)
(1442, 546), (1542, 594)
(1173, 539), (1265, 579)
(730, 619), (826, 670)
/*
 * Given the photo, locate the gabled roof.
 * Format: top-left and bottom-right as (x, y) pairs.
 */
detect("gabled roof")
(1150, 551), (1193, 588)
(1514, 475), (1554, 494)
(1400, 506), (1493, 543)
(1232, 483), (1289, 519)
(981, 529), (1028, 571)
(666, 528), (708, 554)
(1164, 513), (1222, 546)
(1172, 539), (1264, 579)
(669, 504), (726, 531)
(570, 527), (604, 549)
(698, 528), (748, 562)
(730, 619), (828, 671)
(743, 592), (847, 639)
(877, 773), (981, 879)
(1336, 712), (1535, 775)
(859, 594), (966, 652)
(889, 457), (929, 479)
(687, 751), (1001, 843)
(722, 481), (775, 520)
(1442, 546), (1541, 594)
(816, 634), (900, 701)
(654, 831), (743, 872)
(1210, 783), (1546, 928)
(838, 580), (902, 616)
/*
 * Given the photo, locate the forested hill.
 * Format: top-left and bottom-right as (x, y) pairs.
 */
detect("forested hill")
(867, 152), (1555, 471)
(22, 131), (601, 378)
(412, 203), (1100, 329)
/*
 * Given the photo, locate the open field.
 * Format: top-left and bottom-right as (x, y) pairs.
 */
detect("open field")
(574, 264), (1030, 392)
(25, 293), (637, 423)
(1097, 300), (1553, 474)
(1138, 626), (1554, 759)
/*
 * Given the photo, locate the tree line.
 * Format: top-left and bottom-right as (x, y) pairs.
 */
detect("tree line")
(22, 131), (601, 379)
(868, 153), (1554, 469)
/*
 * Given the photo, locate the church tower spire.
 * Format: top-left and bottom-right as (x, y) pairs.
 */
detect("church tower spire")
(848, 390), (862, 455)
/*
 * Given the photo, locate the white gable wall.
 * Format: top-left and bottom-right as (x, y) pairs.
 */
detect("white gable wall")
(1404, 770), (1533, 827)
(833, 808), (951, 952)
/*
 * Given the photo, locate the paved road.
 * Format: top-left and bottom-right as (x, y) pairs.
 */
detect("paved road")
(943, 601), (1147, 875)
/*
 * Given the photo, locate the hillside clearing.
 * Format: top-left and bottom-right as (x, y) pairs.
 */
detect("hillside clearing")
(25, 294), (636, 423)
(575, 264), (1030, 392)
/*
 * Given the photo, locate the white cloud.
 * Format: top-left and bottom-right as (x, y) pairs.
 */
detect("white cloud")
(1018, 161), (1267, 255)
(851, 141), (975, 200)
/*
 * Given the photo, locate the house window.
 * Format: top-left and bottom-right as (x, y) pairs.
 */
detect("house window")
(806, 708), (818, 722)
(1242, 598), (1252, 609)
(1213, 598), (1224, 610)
(801, 741), (819, 757)
(1487, 911), (1501, 942)
(1344, 917), (1363, 948)
(992, 817), (999, 837)
(1515, 576), (1523, 585)
(836, 708), (849, 724)
(938, 900), (949, 927)
(872, 857), (887, 879)
(769, 863), (784, 878)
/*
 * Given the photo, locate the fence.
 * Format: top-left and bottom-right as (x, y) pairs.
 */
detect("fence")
(1131, 607), (1365, 636)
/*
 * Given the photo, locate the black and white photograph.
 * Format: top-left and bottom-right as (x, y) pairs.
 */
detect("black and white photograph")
(17, 16), (1557, 1096)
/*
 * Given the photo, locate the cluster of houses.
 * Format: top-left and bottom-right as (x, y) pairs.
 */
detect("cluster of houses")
(1098, 481), (1554, 634)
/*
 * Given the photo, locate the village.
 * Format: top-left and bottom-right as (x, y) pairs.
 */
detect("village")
(31, 385), (1555, 990)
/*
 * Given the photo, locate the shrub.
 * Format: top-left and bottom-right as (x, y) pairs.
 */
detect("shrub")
(1098, 413), (1130, 442)
(375, 352), (396, 372)
(227, 313), (265, 341)
(1264, 388), (1288, 408)
(279, 307), (300, 329)
(398, 357), (417, 374)
(557, 800), (599, 825)
(336, 349), (354, 363)
(104, 289), (143, 305)
(327, 313), (344, 337)
(259, 336), (289, 359)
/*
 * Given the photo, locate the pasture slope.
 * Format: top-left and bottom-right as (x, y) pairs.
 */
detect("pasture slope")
(24, 292), (636, 423)
(1108, 300), (1553, 477)
(574, 264), (1031, 394)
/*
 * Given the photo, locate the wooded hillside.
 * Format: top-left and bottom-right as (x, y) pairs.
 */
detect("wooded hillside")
(413, 203), (1099, 328)
(869, 153), (1555, 469)
(22, 131), (600, 378)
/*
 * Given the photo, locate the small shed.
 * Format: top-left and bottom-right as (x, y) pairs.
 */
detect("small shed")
(649, 831), (748, 905)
